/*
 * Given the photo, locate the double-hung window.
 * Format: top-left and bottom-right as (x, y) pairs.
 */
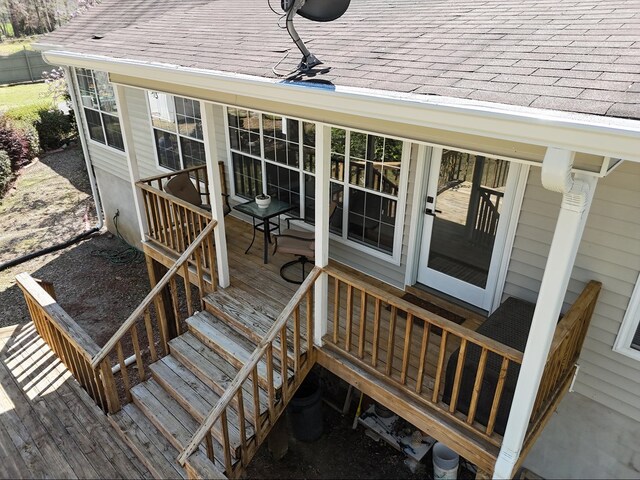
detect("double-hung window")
(226, 106), (408, 261)
(614, 273), (640, 361)
(147, 91), (206, 171)
(75, 68), (124, 151)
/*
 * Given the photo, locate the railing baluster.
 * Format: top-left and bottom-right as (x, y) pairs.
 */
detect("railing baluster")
(400, 313), (413, 385)
(372, 298), (381, 368)
(486, 357), (510, 436)
(449, 338), (468, 413)
(467, 347), (488, 425)
(358, 290), (367, 359)
(251, 367), (262, 443)
(385, 306), (397, 376)
(280, 326), (288, 404)
(306, 290), (313, 355)
(182, 263), (194, 317)
(169, 277), (181, 335)
(415, 321), (430, 394)
(143, 309), (157, 362)
(221, 410), (233, 475)
(207, 233), (217, 291)
(345, 285), (353, 352)
(100, 359), (121, 414)
(130, 324), (145, 381)
(432, 330), (448, 403)
(205, 434), (215, 461)
(293, 307), (301, 373)
(116, 341), (131, 402)
(195, 247), (205, 304)
(333, 278), (340, 344)
(236, 389), (248, 466)
(267, 344), (275, 421)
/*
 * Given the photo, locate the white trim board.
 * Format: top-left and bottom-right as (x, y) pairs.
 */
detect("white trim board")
(613, 272), (640, 362)
(43, 51), (640, 163)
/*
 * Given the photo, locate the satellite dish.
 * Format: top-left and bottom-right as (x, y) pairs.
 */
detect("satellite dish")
(278, 0), (351, 75)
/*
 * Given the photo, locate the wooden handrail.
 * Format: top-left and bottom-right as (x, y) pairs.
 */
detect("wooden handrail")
(324, 265), (523, 363)
(16, 273), (101, 361)
(90, 219), (217, 369)
(136, 182), (212, 218)
(177, 266), (322, 466)
(137, 165), (207, 184)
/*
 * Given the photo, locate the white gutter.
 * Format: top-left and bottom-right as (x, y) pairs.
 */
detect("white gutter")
(63, 65), (104, 230)
(43, 50), (640, 163)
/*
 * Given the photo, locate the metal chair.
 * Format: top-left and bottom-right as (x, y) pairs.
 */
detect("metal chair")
(273, 202), (337, 284)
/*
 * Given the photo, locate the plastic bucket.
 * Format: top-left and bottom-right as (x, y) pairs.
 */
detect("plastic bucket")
(432, 442), (459, 480)
(288, 373), (323, 442)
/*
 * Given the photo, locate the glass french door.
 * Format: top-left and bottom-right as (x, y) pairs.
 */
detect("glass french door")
(417, 147), (519, 310)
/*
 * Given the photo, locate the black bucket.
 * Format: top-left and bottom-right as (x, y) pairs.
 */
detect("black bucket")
(288, 373), (323, 442)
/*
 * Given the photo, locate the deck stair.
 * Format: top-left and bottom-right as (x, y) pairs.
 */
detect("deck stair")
(108, 285), (309, 479)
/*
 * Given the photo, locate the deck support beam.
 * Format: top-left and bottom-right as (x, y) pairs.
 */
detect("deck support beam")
(314, 123), (331, 346)
(494, 148), (597, 479)
(202, 102), (230, 288)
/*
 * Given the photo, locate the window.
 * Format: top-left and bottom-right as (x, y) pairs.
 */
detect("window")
(75, 68), (124, 151)
(614, 273), (640, 361)
(226, 106), (408, 260)
(148, 91), (206, 171)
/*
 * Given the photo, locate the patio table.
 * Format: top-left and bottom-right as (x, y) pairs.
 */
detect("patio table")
(233, 198), (295, 264)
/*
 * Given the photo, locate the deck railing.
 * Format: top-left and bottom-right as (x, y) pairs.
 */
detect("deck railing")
(323, 265), (524, 445)
(527, 280), (601, 435)
(137, 167), (213, 259)
(177, 267), (321, 477)
(16, 274), (109, 411)
(89, 220), (218, 413)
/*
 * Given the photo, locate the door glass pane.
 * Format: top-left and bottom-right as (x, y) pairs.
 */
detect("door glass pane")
(427, 150), (510, 288)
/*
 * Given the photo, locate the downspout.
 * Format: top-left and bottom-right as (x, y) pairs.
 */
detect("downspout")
(493, 147), (596, 479)
(0, 66), (104, 273)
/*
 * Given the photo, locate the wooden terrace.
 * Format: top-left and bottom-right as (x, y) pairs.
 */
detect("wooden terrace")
(11, 166), (601, 478)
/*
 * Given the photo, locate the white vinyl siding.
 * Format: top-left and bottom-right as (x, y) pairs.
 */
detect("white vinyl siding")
(503, 162), (640, 421)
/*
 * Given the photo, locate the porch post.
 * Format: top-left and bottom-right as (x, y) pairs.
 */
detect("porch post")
(314, 123), (331, 346)
(202, 102), (230, 288)
(493, 148), (597, 479)
(113, 84), (146, 243)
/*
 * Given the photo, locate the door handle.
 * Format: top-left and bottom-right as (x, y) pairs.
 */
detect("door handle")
(425, 207), (436, 216)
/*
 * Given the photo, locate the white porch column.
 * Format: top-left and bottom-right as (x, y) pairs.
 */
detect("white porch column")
(113, 84), (146, 242)
(314, 123), (331, 346)
(202, 102), (230, 288)
(494, 148), (597, 479)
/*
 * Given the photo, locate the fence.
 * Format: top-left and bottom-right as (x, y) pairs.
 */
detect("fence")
(0, 47), (49, 85)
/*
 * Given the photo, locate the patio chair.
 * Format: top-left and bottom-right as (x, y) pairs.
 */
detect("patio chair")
(273, 202), (337, 284)
(164, 170), (231, 216)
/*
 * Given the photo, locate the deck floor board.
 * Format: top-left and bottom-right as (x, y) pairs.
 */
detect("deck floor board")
(0, 324), (151, 480)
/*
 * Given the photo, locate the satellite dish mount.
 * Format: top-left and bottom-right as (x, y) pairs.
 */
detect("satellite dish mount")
(278, 0), (350, 76)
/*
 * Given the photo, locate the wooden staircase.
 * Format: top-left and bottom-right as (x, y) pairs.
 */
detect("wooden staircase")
(108, 282), (310, 479)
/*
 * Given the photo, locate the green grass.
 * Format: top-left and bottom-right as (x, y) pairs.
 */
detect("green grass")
(0, 82), (52, 112)
(0, 39), (33, 56)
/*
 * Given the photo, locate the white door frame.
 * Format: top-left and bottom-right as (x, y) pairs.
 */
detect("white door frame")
(413, 148), (528, 311)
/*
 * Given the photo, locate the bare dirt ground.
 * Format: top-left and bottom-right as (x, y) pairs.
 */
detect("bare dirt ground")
(0, 146), (150, 345)
(0, 147), (473, 479)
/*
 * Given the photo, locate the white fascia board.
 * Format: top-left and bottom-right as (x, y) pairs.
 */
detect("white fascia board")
(43, 50), (640, 163)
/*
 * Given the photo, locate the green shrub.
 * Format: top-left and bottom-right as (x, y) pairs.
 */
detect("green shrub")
(4, 100), (52, 124)
(0, 150), (12, 196)
(0, 117), (31, 170)
(11, 119), (40, 159)
(36, 108), (75, 151)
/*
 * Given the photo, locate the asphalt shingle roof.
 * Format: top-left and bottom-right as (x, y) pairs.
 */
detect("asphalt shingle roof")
(42, 0), (640, 120)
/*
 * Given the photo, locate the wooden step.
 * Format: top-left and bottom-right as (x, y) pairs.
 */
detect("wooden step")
(204, 287), (309, 367)
(150, 356), (255, 458)
(204, 285), (281, 344)
(169, 333), (270, 419)
(130, 380), (236, 471)
(109, 403), (187, 480)
(187, 312), (289, 390)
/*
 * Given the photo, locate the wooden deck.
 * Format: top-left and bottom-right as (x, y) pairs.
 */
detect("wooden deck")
(0, 323), (150, 479)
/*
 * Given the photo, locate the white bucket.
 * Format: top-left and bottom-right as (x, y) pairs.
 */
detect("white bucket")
(432, 442), (459, 480)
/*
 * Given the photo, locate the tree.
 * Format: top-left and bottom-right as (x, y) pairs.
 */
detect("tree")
(2, 0), (100, 38)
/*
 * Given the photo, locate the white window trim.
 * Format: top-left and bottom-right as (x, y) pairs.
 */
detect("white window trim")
(73, 68), (125, 154)
(613, 272), (640, 362)
(145, 91), (206, 174)
(224, 106), (409, 265)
